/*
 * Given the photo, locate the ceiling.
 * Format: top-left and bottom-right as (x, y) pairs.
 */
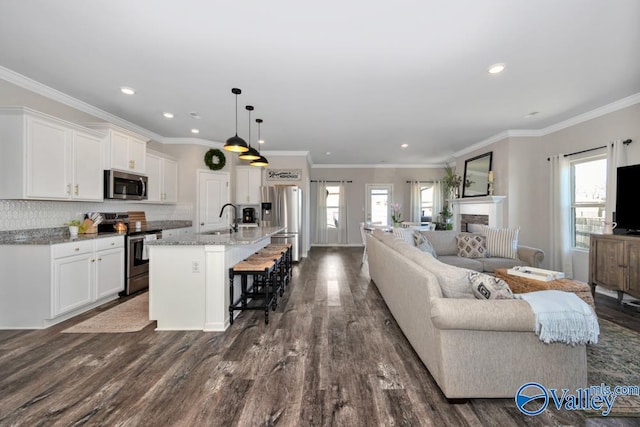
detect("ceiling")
(1, 1), (639, 166)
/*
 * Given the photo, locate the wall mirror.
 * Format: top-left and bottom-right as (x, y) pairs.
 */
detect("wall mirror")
(462, 152), (492, 197)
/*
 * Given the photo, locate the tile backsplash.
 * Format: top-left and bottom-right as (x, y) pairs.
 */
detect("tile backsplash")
(0, 200), (193, 231)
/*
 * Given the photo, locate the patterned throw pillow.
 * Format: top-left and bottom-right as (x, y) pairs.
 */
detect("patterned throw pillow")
(481, 226), (520, 259)
(392, 227), (414, 246)
(468, 271), (514, 300)
(413, 230), (437, 257)
(456, 234), (488, 258)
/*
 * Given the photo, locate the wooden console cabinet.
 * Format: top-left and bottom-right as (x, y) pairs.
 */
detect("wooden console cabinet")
(589, 233), (640, 304)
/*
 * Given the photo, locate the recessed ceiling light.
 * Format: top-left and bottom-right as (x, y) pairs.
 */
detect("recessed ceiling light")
(191, 128), (199, 134)
(488, 63), (505, 74)
(401, 143), (409, 148)
(258, 139), (265, 144)
(325, 151), (331, 155)
(524, 111), (539, 118)
(163, 112), (174, 119)
(120, 86), (136, 95)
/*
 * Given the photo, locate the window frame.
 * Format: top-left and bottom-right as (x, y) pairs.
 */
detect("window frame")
(326, 185), (340, 228)
(570, 152), (607, 250)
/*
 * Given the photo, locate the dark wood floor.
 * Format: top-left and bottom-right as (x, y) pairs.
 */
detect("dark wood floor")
(1, 247), (639, 426)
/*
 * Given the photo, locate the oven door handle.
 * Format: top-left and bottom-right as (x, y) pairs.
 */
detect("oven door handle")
(129, 235), (145, 242)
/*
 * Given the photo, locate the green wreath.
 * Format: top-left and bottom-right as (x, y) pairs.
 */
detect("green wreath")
(204, 148), (226, 170)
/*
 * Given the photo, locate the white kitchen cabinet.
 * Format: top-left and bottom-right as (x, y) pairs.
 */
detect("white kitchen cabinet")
(162, 227), (193, 239)
(236, 166), (261, 205)
(0, 107), (104, 201)
(84, 123), (148, 173)
(0, 235), (125, 329)
(145, 152), (178, 203)
(95, 237), (125, 299)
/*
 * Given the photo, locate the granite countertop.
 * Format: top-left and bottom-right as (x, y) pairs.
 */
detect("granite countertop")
(147, 220), (192, 230)
(147, 226), (286, 247)
(0, 230), (124, 245)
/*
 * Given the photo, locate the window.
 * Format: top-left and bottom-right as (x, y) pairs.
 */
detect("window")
(571, 156), (607, 249)
(326, 186), (340, 228)
(366, 184), (393, 225)
(420, 185), (434, 222)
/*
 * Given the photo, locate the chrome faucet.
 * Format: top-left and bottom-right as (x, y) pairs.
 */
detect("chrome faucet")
(219, 203), (238, 232)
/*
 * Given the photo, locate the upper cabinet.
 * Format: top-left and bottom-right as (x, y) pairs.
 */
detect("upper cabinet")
(236, 166), (262, 205)
(0, 107), (104, 201)
(83, 123), (148, 174)
(145, 151), (178, 204)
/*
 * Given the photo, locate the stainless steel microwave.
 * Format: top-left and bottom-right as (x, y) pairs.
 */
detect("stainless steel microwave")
(104, 170), (148, 200)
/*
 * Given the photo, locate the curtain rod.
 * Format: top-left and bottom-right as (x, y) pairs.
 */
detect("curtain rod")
(547, 139), (632, 161)
(311, 180), (353, 183)
(405, 180), (435, 183)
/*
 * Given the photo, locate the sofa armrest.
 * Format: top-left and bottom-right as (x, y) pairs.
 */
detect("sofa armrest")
(431, 298), (535, 332)
(517, 245), (544, 267)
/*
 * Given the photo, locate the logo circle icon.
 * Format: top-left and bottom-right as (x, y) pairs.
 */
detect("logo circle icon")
(515, 382), (549, 416)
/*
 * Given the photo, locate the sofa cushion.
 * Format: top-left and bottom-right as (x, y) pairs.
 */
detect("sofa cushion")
(468, 271), (514, 300)
(414, 230), (437, 257)
(456, 234), (488, 258)
(482, 226), (520, 259)
(392, 227), (415, 246)
(417, 230), (459, 256)
(407, 251), (475, 299)
(437, 255), (483, 272)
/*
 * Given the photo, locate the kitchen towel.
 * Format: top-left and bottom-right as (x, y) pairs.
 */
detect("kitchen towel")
(142, 234), (157, 260)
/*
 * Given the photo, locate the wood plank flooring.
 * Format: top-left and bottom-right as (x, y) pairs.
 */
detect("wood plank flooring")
(0, 247), (639, 426)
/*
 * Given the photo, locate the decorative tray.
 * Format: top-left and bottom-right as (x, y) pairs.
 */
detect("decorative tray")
(506, 266), (565, 282)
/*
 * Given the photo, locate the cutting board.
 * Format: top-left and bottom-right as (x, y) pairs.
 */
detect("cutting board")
(127, 211), (147, 229)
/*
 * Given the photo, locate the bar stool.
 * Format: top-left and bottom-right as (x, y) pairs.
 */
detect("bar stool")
(247, 251), (285, 298)
(229, 259), (276, 325)
(265, 243), (292, 285)
(258, 247), (290, 291)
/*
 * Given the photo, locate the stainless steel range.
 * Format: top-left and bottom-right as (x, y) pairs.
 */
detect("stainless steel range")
(95, 212), (162, 296)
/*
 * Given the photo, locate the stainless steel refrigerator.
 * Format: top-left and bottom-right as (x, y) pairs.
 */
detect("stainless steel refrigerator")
(260, 185), (302, 261)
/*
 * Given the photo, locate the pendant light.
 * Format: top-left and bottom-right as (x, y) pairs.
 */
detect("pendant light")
(250, 118), (269, 167)
(223, 88), (249, 153)
(238, 105), (261, 161)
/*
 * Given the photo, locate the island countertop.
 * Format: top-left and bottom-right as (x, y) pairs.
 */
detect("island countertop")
(146, 226), (285, 246)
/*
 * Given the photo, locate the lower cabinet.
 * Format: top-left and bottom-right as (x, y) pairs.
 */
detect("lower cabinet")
(162, 227), (193, 239)
(590, 233), (640, 302)
(52, 236), (125, 317)
(0, 235), (125, 328)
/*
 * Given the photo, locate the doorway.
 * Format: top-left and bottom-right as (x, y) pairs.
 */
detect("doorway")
(365, 184), (393, 226)
(196, 170), (230, 232)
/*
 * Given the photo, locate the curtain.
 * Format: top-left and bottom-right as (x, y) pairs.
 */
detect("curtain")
(409, 181), (422, 223)
(337, 181), (348, 244)
(432, 180), (443, 224)
(314, 180), (328, 244)
(549, 154), (573, 277)
(605, 140), (628, 223)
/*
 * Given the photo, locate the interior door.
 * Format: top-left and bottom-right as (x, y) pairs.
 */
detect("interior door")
(365, 184), (393, 226)
(197, 170), (230, 232)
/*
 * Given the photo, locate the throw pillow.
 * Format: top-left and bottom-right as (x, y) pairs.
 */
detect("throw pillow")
(413, 231), (437, 257)
(468, 271), (514, 300)
(481, 226), (520, 259)
(456, 234), (488, 258)
(392, 227), (415, 246)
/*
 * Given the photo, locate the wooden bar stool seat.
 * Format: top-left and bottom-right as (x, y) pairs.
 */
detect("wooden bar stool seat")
(229, 259), (276, 325)
(248, 252), (286, 297)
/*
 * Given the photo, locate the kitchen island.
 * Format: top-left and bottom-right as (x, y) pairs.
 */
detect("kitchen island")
(146, 226), (284, 331)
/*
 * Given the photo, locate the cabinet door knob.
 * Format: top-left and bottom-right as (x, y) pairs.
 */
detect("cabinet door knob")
(74, 247), (80, 251)
(200, 222), (205, 226)
(98, 258), (102, 261)
(74, 184), (79, 195)
(67, 184), (71, 195)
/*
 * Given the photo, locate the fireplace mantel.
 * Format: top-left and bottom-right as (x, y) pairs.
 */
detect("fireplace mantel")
(449, 196), (506, 231)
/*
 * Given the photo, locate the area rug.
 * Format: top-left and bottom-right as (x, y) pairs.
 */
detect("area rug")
(585, 318), (640, 416)
(61, 292), (153, 333)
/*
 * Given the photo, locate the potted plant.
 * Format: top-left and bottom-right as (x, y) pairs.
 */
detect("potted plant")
(390, 202), (403, 227)
(439, 205), (454, 230)
(442, 165), (462, 199)
(65, 219), (82, 237)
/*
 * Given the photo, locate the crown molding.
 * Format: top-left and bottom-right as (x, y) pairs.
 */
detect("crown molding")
(0, 66), (164, 142)
(454, 92), (640, 158)
(260, 150), (310, 157)
(162, 137), (224, 148)
(311, 163), (443, 169)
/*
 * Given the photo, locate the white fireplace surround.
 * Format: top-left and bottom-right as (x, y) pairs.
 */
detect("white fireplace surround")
(449, 196), (506, 231)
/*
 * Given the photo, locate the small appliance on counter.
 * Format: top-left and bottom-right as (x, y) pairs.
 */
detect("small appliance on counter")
(242, 207), (256, 223)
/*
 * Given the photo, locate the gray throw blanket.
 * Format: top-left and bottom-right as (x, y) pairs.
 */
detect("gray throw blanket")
(516, 290), (599, 345)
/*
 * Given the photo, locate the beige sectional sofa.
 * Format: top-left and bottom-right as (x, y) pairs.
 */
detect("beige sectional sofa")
(415, 230), (544, 272)
(366, 229), (587, 399)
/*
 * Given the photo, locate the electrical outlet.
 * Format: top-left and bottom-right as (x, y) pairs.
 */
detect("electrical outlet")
(192, 261), (200, 273)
